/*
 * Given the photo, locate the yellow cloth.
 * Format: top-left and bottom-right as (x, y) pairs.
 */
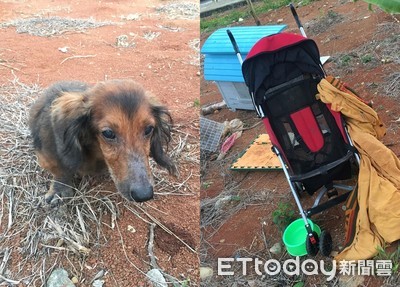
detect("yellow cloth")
(317, 77), (400, 261)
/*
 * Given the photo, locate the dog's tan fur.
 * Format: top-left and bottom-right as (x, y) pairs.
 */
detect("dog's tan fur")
(29, 80), (176, 204)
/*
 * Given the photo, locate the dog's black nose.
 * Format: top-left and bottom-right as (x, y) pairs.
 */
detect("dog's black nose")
(130, 185), (153, 202)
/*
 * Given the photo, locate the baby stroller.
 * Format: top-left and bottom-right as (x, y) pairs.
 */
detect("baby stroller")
(227, 30), (360, 255)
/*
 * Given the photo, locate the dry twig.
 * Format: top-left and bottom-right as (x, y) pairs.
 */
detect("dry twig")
(60, 54), (97, 64)
(147, 223), (181, 286)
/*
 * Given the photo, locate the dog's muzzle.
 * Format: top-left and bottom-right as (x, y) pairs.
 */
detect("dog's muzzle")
(130, 184), (153, 202)
(118, 155), (154, 202)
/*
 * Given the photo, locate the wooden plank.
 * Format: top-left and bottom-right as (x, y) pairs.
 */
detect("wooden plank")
(231, 134), (282, 170)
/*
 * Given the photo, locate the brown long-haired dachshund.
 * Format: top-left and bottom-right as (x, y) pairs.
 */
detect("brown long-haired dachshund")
(29, 80), (176, 205)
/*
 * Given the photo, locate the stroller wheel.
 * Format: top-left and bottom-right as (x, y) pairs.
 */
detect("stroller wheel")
(305, 232), (319, 256)
(319, 230), (333, 256)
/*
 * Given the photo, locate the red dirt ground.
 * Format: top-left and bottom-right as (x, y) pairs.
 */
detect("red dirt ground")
(201, 0), (399, 286)
(0, 0), (199, 286)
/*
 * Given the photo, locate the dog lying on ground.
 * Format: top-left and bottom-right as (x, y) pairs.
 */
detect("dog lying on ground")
(29, 80), (176, 205)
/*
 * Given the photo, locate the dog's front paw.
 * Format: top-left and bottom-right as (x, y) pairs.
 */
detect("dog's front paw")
(45, 181), (74, 207)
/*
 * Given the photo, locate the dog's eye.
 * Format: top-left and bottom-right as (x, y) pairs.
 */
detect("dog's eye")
(102, 129), (116, 140)
(144, 125), (154, 137)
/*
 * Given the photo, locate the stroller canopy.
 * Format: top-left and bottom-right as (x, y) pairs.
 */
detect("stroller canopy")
(242, 33), (324, 105)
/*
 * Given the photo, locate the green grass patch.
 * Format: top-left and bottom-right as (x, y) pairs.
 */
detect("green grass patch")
(374, 244), (400, 274)
(361, 54), (373, 64)
(272, 201), (297, 232)
(339, 54), (352, 66)
(201, 10), (244, 32)
(201, 0), (306, 33)
(202, 181), (213, 189)
(193, 98), (200, 108)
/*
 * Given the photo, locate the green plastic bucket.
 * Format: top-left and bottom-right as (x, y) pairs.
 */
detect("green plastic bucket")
(282, 218), (321, 256)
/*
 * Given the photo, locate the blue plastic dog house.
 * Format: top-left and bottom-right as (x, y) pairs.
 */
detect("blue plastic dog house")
(201, 25), (287, 111)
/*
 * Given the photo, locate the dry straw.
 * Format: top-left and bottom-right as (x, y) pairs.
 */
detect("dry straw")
(1, 17), (114, 37)
(156, 2), (199, 20)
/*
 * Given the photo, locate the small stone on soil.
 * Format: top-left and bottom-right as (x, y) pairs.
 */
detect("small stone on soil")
(127, 225), (136, 233)
(92, 279), (105, 287)
(146, 269), (167, 287)
(47, 268), (75, 287)
(125, 13), (141, 21)
(58, 47), (69, 53)
(330, 250), (339, 257)
(199, 267), (213, 280)
(91, 270), (106, 282)
(269, 242), (282, 254)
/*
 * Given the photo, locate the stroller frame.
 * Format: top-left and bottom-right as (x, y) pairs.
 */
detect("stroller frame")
(255, 66), (359, 255)
(227, 6), (360, 256)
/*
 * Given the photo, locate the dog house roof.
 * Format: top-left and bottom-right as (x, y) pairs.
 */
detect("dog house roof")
(201, 25), (287, 82)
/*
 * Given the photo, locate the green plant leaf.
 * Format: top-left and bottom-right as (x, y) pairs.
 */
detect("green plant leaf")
(293, 282), (305, 287)
(272, 201), (297, 231)
(230, 195), (241, 201)
(356, 0), (400, 13)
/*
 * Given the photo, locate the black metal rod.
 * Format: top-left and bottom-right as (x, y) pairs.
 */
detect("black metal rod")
(226, 29), (243, 64)
(227, 29), (240, 55)
(307, 192), (351, 216)
(289, 3), (307, 37)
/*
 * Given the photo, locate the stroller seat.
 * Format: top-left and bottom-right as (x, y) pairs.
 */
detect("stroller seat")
(259, 73), (354, 196)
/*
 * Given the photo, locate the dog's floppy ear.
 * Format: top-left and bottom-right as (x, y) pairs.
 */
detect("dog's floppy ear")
(150, 104), (177, 175)
(51, 92), (91, 170)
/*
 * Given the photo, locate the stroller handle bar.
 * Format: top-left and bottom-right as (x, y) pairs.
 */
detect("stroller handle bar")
(289, 3), (307, 38)
(226, 29), (264, 116)
(227, 29), (243, 65)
